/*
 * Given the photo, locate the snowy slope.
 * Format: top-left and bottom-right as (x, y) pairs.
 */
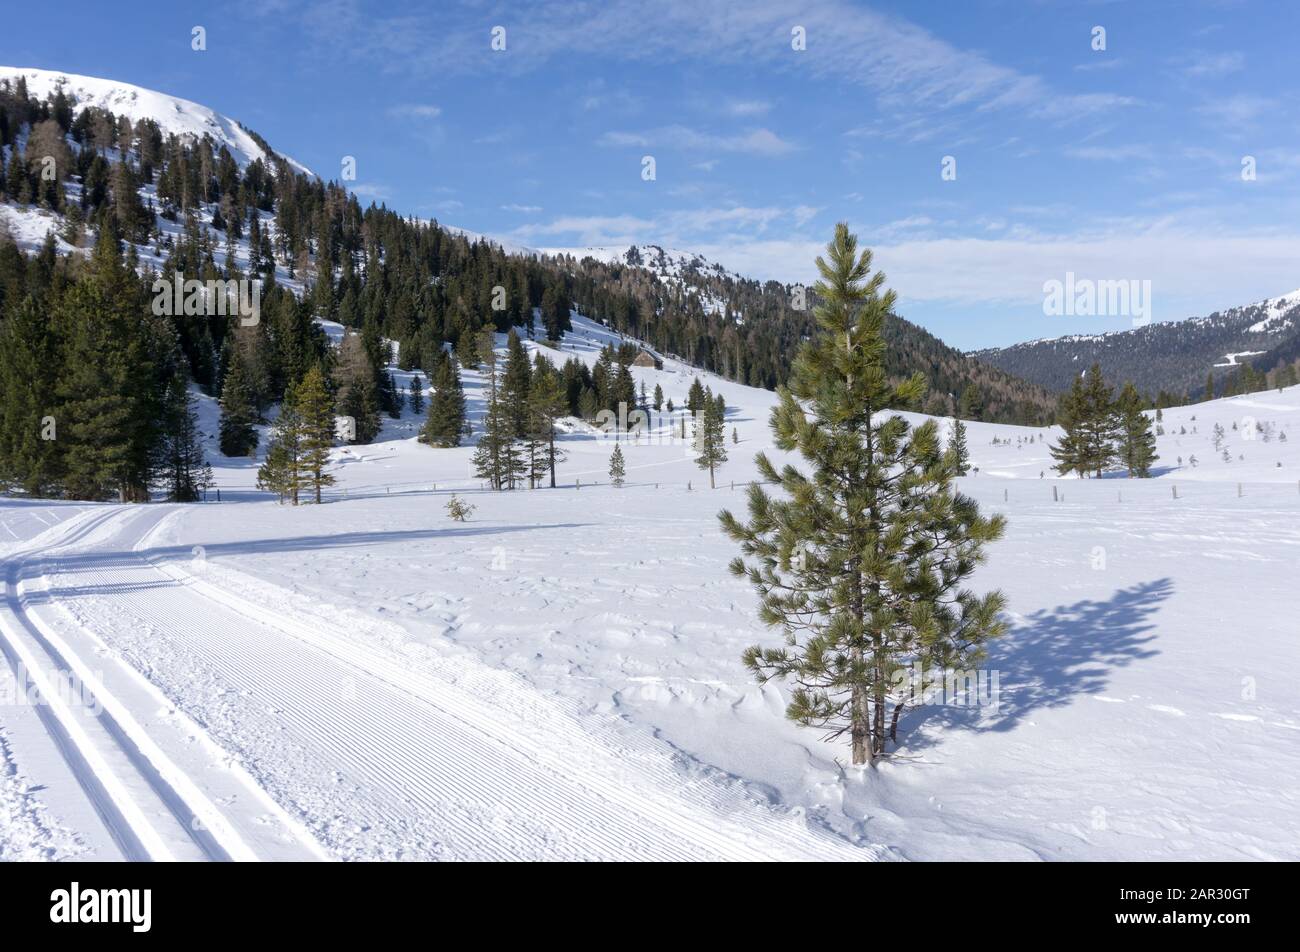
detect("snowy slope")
(6, 309), (1300, 861)
(0, 66), (312, 176)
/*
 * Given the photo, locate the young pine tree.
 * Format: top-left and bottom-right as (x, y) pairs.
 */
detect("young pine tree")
(950, 418), (970, 476)
(694, 390), (727, 488)
(218, 356), (259, 457)
(608, 443), (626, 488)
(1115, 382), (1158, 478)
(154, 371), (213, 502)
(408, 374), (425, 415)
(719, 224), (1007, 765)
(293, 365), (336, 504)
(421, 357), (467, 448)
(527, 368), (568, 488)
(258, 401), (303, 504)
(1051, 364), (1118, 478)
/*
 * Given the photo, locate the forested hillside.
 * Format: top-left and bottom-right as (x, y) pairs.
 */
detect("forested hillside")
(0, 69), (1060, 500)
(972, 290), (1300, 401)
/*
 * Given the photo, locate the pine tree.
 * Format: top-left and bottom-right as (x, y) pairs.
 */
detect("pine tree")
(420, 357), (466, 447)
(502, 329), (532, 438)
(958, 384), (984, 422)
(471, 356), (524, 490)
(527, 367), (568, 488)
(408, 374), (425, 415)
(258, 401), (303, 504)
(608, 443), (626, 487)
(218, 355), (259, 457)
(694, 389), (727, 488)
(950, 418), (970, 475)
(294, 365), (336, 503)
(333, 334), (382, 443)
(154, 371), (212, 502)
(445, 494), (474, 521)
(686, 377), (706, 413)
(55, 233), (161, 501)
(1050, 364), (1118, 478)
(1115, 382), (1157, 478)
(718, 224), (1007, 765)
(653, 383), (663, 411)
(0, 296), (63, 494)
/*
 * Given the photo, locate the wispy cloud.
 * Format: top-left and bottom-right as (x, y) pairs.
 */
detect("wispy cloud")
(598, 125), (797, 156)
(501, 203), (543, 213)
(386, 103), (442, 119)
(1180, 51), (1245, 78)
(1199, 94), (1275, 128)
(298, 0), (1131, 127)
(725, 99), (772, 117)
(1064, 144), (1155, 162)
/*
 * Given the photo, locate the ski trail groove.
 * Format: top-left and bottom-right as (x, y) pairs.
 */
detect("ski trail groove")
(0, 507), (254, 861)
(25, 505), (875, 860)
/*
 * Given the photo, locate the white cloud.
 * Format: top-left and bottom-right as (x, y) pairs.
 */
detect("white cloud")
(1199, 94), (1275, 128)
(725, 99), (772, 117)
(598, 125), (797, 156)
(1181, 51), (1245, 78)
(305, 0), (1127, 126)
(1063, 144), (1154, 161)
(387, 103), (442, 119)
(501, 203), (543, 213)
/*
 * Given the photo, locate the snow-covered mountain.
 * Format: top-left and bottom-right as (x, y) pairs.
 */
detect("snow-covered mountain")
(972, 287), (1300, 396)
(540, 243), (743, 282)
(0, 66), (313, 176)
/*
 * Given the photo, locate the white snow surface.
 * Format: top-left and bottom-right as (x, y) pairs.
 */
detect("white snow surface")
(3, 310), (1299, 861)
(0, 66), (312, 177)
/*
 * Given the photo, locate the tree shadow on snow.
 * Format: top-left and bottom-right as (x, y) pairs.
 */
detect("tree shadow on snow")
(898, 577), (1171, 752)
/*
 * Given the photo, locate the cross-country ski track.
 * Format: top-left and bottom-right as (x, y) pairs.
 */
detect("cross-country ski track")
(0, 504), (885, 861)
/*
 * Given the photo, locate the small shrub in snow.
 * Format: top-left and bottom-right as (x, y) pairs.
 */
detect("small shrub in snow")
(445, 494), (475, 522)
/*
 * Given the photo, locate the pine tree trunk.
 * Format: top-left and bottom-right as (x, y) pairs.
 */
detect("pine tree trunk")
(548, 426), (556, 488)
(851, 683), (868, 765)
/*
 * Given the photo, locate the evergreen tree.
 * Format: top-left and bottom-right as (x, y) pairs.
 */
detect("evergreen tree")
(55, 233), (161, 501)
(471, 356), (524, 489)
(258, 401), (302, 504)
(1115, 382), (1158, 478)
(686, 377), (706, 413)
(408, 374), (425, 415)
(719, 224), (1007, 764)
(420, 357), (467, 447)
(1050, 364), (1118, 478)
(218, 355), (259, 457)
(694, 388), (727, 488)
(293, 365), (336, 503)
(0, 296), (62, 494)
(154, 371), (212, 502)
(950, 418), (970, 476)
(653, 383), (663, 411)
(502, 329), (532, 437)
(958, 384), (984, 421)
(333, 334), (382, 443)
(527, 368), (568, 488)
(608, 443), (626, 487)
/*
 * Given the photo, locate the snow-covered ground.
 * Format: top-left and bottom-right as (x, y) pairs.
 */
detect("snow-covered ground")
(3, 312), (1299, 861)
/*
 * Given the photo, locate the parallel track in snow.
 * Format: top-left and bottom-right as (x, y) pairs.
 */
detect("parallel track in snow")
(0, 509), (234, 861)
(34, 506), (878, 861)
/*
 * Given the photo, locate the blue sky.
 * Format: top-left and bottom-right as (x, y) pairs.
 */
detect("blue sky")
(6, 0), (1300, 349)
